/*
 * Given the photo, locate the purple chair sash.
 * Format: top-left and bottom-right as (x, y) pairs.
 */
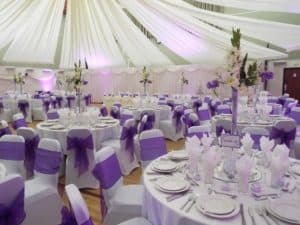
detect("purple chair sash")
(0, 127), (12, 137)
(0, 142), (25, 160)
(192, 100), (202, 113)
(34, 148), (61, 174)
(12, 119), (27, 130)
(198, 109), (211, 121)
(100, 106), (108, 117)
(140, 137), (167, 161)
(59, 206), (94, 225)
(56, 96), (63, 108)
(67, 135), (94, 176)
(0, 188), (26, 225)
(17, 100), (29, 118)
(110, 108), (120, 119)
(172, 108), (184, 133)
(216, 125), (231, 137)
(43, 100), (51, 113)
(139, 112), (155, 133)
(0, 102), (3, 113)
(209, 100), (221, 116)
(84, 94), (92, 106)
(120, 126), (137, 161)
(47, 111), (59, 120)
(24, 135), (40, 178)
(120, 114), (133, 127)
(67, 96), (75, 108)
(270, 127), (296, 148)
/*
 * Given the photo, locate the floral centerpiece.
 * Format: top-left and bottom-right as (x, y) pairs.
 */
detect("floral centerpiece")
(13, 72), (26, 94)
(179, 72), (189, 94)
(139, 66), (152, 95)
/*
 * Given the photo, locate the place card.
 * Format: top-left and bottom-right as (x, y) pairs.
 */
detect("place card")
(221, 135), (240, 148)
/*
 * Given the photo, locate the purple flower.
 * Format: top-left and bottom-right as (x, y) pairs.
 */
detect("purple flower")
(260, 71), (273, 81)
(207, 80), (219, 89)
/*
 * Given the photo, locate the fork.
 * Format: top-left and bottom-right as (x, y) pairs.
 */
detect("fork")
(255, 207), (272, 225)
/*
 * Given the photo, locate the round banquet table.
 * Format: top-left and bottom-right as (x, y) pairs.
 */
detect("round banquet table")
(142, 153), (300, 225)
(36, 117), (120, 154)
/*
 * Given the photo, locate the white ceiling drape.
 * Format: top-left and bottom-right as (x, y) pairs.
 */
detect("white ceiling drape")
(192, 0), (300, 14)
(3, 0), (65, 64)
(162, 0), (300, 52)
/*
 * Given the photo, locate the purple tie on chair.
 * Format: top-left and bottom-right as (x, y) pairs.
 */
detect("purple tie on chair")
(110, 108), (120, 119)
(67, 135), (94, 176)
(0, 188), (26, 225)
(120, 126), (137, 161)
(139, 113), (155, 133)
(277, 96), (286, 106)
(216, 125), (231, 137)
(56, 96), (63, 108)
(43, 99), (51, 113)
(17, 100), (29, 118)
(92, 153), (122, 217)
(12, 118), (27, 130)
(198, 109), (210, 121)
(0, 142), (24, 160)
(270, 127), (296, 148)
(140, 137), (167, 161)
(100, 106), (108, 117)
(67, 96), (75, 108)
(192, 100), (202, 113)
(59, 207), (94, 225)
(24, 135), (40, 178)
(173, 108), (184, 133)
(34, 148), (61, 174)
(47, 111), (59, 120)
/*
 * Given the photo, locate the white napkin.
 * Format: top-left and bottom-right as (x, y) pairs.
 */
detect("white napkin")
(185, 136), (202, 171)
(201, 133), (213, 150)
(241, 133), (254, 155)
(236, 155), (256, 192)
(202, 146), (221, 171)
(259, 136), (274, 167)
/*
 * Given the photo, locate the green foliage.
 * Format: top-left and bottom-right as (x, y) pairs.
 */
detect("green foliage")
(231, 28), (241, 49)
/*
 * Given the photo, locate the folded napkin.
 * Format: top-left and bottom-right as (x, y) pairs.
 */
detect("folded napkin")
(202, 146), (221, 183)
(185, 136), (202, 172)
(259, 136), (274, 167)
(241, 133), (254, 155)
(236, 155), (256, 192)
(201, 133), (213, 150)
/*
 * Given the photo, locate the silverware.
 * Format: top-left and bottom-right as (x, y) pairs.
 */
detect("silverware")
(166, 190), (192, 202)
(180, 195), (193, 210)
(185, 199), (196, 213)
(240, 203), (247, 225)
(263, 207), (281, 225)
(248, 207), (256, 225)
(211, 189), (238, 199)
(256, 207), (272, 225)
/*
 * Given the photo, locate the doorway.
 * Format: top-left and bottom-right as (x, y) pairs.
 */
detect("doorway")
(283, 67), (300, 101)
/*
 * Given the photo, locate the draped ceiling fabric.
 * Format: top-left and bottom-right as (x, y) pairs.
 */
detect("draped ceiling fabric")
(192, 0), (300, 14)
(0, 0), (298, 70)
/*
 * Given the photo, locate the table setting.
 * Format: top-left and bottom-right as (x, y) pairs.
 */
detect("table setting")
(143, 133), (300, 225)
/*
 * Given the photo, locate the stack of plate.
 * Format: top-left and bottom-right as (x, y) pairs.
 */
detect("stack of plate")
(50, 124), (65, 130)
(196, 195), (239, 218)
(168, 150), (188, 161)
(266, 200), (300, 224)
(152, 161), (178, 173)
(156, 177), (190, 193)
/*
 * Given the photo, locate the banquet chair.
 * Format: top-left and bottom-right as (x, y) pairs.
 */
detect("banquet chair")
(23, 138), (63, 225)
(12, 113), (27, 129)
(61, 184), (94, 225)
(138, 110), (155, 133)
(47, 110), (60, 120)
(0, 120), (12, 137)
(66, 128), (99, 189)
(110, 105), (121, 120)
(187, 125), (211, 139)
(139, 129), (167, 169)
(93, 147), (144, 225)
(17, 99), (32, 123)
(101, 119), (139, 175)
(271, 120), (297, 157)
(31, 99), (45, 121)
(159, 105), (184, 141)
(241, 127), (270, 150)
(197, 105), (211, 125)
(16, 127), (40, 178)
(0, 134), (25, 176)
(215, 119), (232, 137)
(100, 104), (109, 117)
(209, 99), (222, 116)
(182, 112), (200, 136)
(216, 104), (232, 115)
(120, 110), (134, 127)
(118, 218), (152, 225)
(203, 95), (212, 104)
(0, 175), (26, 225)
(192, 99), (202, 113)
(0, 100), (13, 122)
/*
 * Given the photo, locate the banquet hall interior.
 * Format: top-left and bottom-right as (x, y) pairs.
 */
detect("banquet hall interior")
(1, 0), (300, 225)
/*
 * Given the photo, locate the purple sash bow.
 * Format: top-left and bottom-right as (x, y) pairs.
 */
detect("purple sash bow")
(172, 108), (184, 133)
(56, 96), (63, 108)
(59, 207), (94, 225)
(17, 100), (29, 118)
(12, 119), (27, 130)
(24, 135), (40, 178)
(271, 127), (296, 148)
(277, 97), (286, 106)
(216, 125), (231, 137)
(0, 127), (12, 137)
(34, 148), (61, 174)
(67, 135), (94, 176)
(100, 106), (108, 117)
(139, 113), (155, 133)
(0, 102), (3, 113)
(0, 142), (24, 160)
(110, 108), (120, 119)
(67, 96), (75, 108)
(192, 100), (202, 113)
(120, 126), (137, 161)
(0, 188), (26, 225)
(43, 99), (51, 113)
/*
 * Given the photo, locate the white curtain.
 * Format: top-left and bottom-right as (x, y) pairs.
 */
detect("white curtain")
(163, 0), (300, 52)
(193, 0), (300, 14)
(3, 0), (64, 64)
(60, 0), (125, 68)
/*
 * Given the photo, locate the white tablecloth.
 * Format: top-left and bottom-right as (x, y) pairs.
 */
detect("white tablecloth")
(143, 154), (300, 225)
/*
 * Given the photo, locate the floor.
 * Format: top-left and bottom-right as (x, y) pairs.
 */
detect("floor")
(26, 120), (186, 225)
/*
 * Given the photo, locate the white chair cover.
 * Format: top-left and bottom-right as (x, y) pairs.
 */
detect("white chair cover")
(31, 99), (45, 121)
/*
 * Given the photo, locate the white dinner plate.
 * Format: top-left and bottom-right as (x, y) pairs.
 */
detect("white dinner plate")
(156, 177), (190, 193)
(168, 150), (188, 160)
(196, 195), (239, 219)
(50, 124), (65, 130)
(41, 122), (55, 127)
(267, 200), (300, 224)
(152, 161), (177, 173)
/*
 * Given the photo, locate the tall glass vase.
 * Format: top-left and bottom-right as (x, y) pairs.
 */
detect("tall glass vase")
(231, 88), (238, 135)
